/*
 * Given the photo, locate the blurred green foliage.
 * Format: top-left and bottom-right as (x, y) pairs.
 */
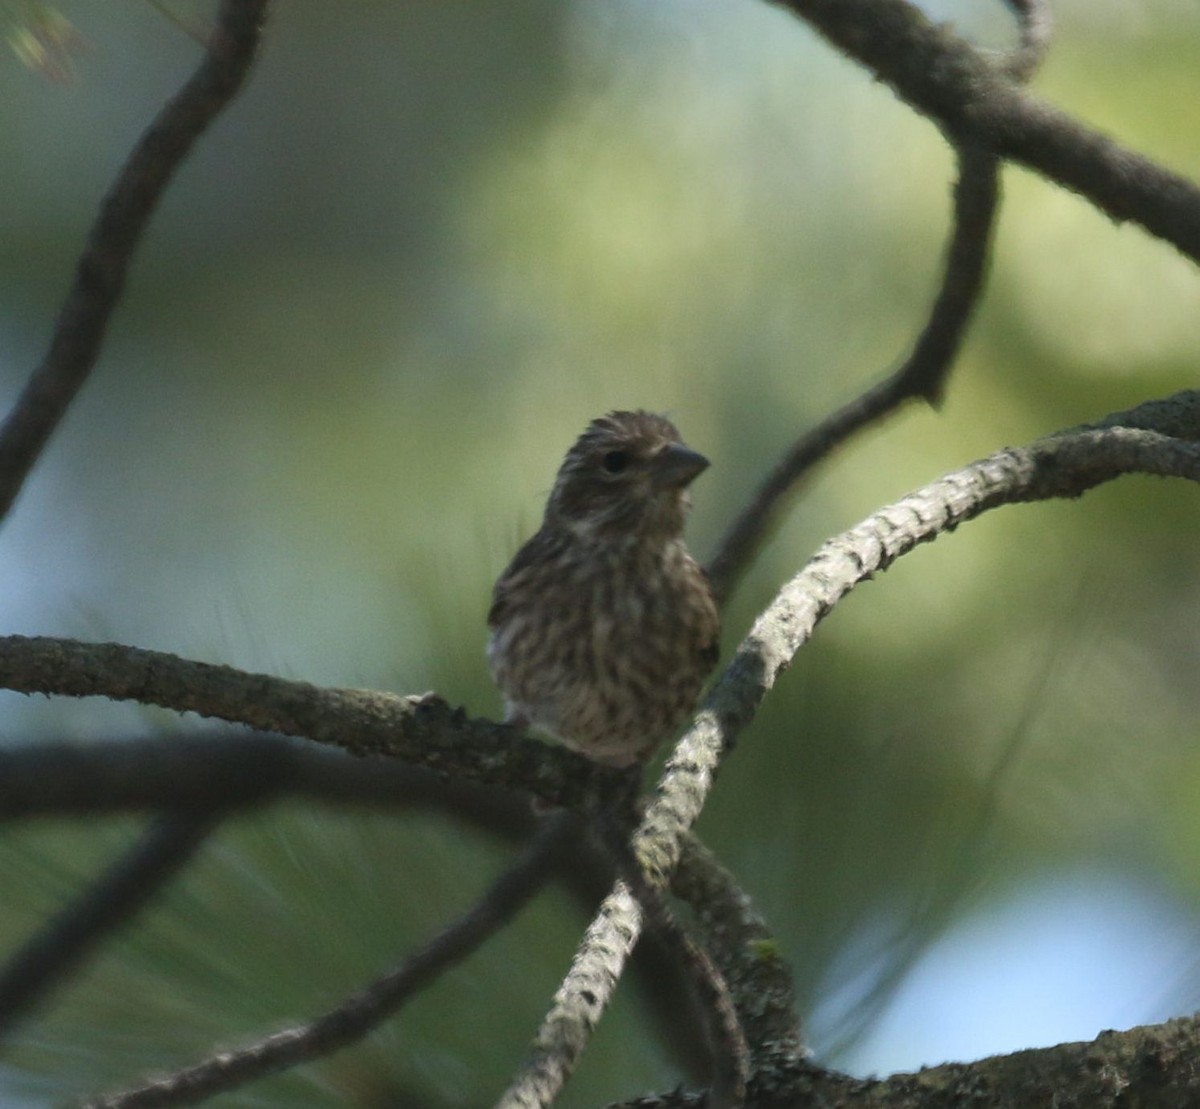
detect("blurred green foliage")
(0, 0), (1198, 1104)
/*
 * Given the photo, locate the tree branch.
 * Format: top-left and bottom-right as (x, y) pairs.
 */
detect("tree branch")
(706, 141), (1000, 602)
(595, 816), (752, 1109)
(0, 643), (625, 810)
(0, 732), (536, 826)
(607, 1012), (1200, 1107)
(1001, 0), (1052, 82)
(0, 0), (270, 523)
(673, 834), (803, 1068)
(496, 880), (643, 1109)
(0, 733), (719, 1086)
(773, 0), (1200, 262)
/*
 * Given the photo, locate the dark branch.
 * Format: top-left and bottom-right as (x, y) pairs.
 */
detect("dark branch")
(706, 142), (1000, 602)
(707, 0), (1058, 605)
(608, 1013), (1200, 1107)
(0, 732), (535, 826)
(81, 813), (573, 1109)
(0, 0), (270, 523)
(0, 812), (218, 1043)
(0, 733), (713, 1083)
(773, 0), (1200, 262)
(1001, 0), (1052, 81)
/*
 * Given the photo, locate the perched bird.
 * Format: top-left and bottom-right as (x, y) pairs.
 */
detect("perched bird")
(488, 411), (720, 768)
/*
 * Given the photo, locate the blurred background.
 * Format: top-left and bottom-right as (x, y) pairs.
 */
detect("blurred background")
(1, 0), (1199, 1103)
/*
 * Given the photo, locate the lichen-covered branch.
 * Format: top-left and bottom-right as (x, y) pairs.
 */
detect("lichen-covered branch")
(0, 639), (623, 810)
(673, 834), (803, 1067)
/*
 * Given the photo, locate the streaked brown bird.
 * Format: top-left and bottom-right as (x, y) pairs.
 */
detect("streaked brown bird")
(488, 410), (720, 768)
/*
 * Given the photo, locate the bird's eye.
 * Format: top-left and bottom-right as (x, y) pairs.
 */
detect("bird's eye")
(601, 450), (630, 474)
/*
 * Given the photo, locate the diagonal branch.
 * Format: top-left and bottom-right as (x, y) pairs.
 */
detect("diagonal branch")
(607, 834), (750, 1109)
(0, 812), (219, 1043)
(496, 881), (643, 1109)
(0, 733), (537, 826)
(81, 813), (573, 1109)
(0, 0), (271, 523)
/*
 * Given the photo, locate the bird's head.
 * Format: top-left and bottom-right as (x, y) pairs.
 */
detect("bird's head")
(545, 411), (709, 544)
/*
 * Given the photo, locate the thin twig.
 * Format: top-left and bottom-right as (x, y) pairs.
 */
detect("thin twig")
(706, 142), (1000, 603)
(80, 812), (574, 1109)
(706, 0), (1056, 605)
(1001, 0), (1053, 81)
(0, 812), (219, 1043)
(0, 0), (270, 523)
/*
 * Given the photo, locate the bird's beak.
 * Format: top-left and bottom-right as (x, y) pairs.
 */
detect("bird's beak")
(652, 443), (710, 491)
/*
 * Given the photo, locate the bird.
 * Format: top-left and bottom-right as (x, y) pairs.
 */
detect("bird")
(488, 410), (720, 768)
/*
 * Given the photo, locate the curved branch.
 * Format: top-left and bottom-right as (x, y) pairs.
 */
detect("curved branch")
(624, 879), (748, 1109)
(598, 819), (751, 1108)
(706, 141), (1000, 602)
(1001, 0), (1052, 81)
(0, 0), (271, 522)
(773, 0), (1200, 262)
(645, 394), (1200, 890)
